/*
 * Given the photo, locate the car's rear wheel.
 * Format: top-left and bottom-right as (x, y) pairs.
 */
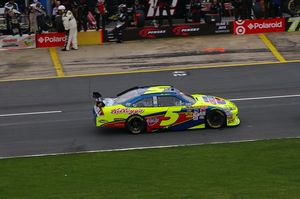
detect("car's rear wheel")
(205, 110), (226, 129)
(126, 115), (146, 134)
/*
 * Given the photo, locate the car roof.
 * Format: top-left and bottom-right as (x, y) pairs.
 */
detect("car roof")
(117, 85), (179, 96)
(142, 85), (178, 94)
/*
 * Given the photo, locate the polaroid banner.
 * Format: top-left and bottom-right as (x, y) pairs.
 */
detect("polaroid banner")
(0, 34), (36, 50)
(36, 32), (66, 48)
(234, 18), (285, 35)
(285, 17), (300, 32)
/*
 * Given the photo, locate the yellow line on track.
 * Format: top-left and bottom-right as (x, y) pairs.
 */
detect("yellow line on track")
(1, 60), (300, 83)
(259, 33), (286, 62)
(49, 47), (65, 77)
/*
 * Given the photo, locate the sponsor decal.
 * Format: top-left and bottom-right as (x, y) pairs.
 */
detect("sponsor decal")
(139, 27), (167, 38)
(225, 111), (233, 118)
(146, 117), (159, 126)
(110, 108), (144, 115)
(98, 120), (107, 123)
(234, 18), (285, 35)
(202, 96), (210, 103)
(36, 32), (66, 48)
(192, 108), (206, 120)
(3, 38), (18, 43)
(0, 34), (36, 49)
(172, 25), (200, 36)
(215, 97), (226, 105)
(192, 110), (200, 120)
(286, 17), (300, 32)
(202, 96), (217, 104)
(202, 96), (226, 105)
(147, 0), (178, 17)
(94, 106), (101, 116)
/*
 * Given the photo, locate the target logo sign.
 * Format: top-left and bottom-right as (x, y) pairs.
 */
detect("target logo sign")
(234, 20), (246, 35)
(234, 18), (285, 35)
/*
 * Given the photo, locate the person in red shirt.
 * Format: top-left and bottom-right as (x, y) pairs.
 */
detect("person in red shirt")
(96, 0), (106, 30)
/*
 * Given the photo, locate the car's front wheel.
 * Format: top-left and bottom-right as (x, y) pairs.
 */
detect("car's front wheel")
(126, 115), (146, 134)
(205, 110), (226, 129)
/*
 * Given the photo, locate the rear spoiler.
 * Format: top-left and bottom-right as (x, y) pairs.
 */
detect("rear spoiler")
(92, 92), (105, 107)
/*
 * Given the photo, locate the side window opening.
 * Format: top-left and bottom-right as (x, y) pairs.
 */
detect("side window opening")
(132, 97), (153, 107)
(158, 96), (184, 107)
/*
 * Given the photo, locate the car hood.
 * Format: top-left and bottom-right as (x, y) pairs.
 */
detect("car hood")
(191, 94), (237, 109)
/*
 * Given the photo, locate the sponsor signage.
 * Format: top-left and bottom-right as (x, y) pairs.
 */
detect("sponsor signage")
(112, 22), (232, 41)
(146, 0), (179, 18)
(138, 27), (168, 39)
(234, 18), (285, 35)
(107, 0), (186, 19)
(0, 34), (36, 50)
(36, 32), (66, 48)
(172, 25), (201, 36)
(215, 22), (232, 34)
(285, 17), (300, 32)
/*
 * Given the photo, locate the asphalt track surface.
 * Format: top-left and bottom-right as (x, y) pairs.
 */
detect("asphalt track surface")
(1, 62), (300, 158)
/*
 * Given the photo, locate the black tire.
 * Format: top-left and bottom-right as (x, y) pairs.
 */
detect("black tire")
(205, 110), (226, 129)
(126, 115), (146, 134)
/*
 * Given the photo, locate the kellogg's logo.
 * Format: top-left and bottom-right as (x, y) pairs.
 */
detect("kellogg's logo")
(172, 25), (200, 36)
(139, 28), (167, 39)
(110, 108), (144, 115)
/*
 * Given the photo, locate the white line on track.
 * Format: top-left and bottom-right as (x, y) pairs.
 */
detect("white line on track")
(229, 94), (300, 101)
(0, 110), (62, 117)
(0, 136), (299, 160)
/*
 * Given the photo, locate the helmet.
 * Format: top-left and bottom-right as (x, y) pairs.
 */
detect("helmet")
(118, 4), (127, 13)
(57, 5), (66, 15)
(58, 5), (66, 11)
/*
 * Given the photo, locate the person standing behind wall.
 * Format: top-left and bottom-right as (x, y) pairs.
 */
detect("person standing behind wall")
(87, 0), (98, 29)
(4, 0), (19, 34)
(96, 0), (106, 31)
(58, 5), (78, 51)
(157, 0), (173, 27)
(77, 0), (88, 31)
(52, 0), (65, 32)
(273, 0), (282, 17)
(28, 0), (45, 34)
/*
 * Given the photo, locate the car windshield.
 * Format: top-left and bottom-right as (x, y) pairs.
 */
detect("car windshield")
(114, 89), (140, 104)
(179, 92), (196, 104)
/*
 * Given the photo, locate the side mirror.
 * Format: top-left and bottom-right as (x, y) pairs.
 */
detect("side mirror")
(93, 92), (102, 98)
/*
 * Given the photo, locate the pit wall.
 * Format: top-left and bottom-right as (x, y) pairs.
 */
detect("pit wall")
(0, 17), (299, 50)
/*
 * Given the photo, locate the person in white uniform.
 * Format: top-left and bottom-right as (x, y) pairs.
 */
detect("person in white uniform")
(58, 5), (78, 51)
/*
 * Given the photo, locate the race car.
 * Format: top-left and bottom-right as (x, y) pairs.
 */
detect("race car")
(92, 85), (240, 134)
